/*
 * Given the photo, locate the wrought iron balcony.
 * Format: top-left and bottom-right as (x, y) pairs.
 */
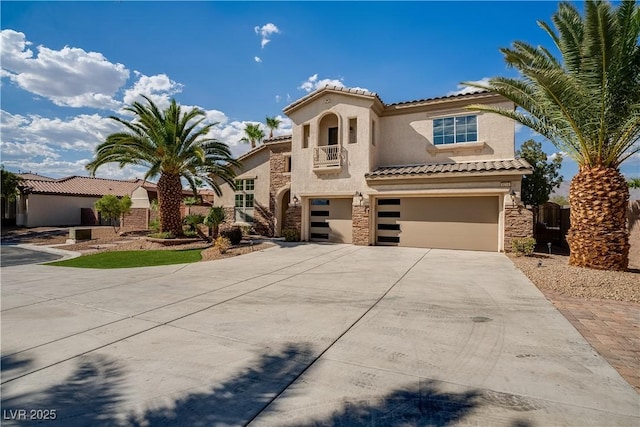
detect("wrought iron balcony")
(313, 145), (342, 169)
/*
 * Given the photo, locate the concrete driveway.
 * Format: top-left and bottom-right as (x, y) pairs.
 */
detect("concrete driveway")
(1, 244), (638, 426)
(0, 245), (63, 267)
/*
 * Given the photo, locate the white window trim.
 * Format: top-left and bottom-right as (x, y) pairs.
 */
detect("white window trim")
(432, 114), (479, 146)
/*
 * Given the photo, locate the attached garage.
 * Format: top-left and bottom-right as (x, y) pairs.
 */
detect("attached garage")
(309, 198), (353, 243)
(376, 196), (499, 251)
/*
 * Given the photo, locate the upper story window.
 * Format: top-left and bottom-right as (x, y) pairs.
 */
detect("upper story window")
(348, 118), (357, 143)
(433, 115), (477, 145)
(302, 124), (310, 149)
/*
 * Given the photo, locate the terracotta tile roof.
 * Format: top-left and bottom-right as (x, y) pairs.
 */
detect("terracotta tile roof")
(385, 90), (491, 107)
(264, 134), (292, 143)
(19, 175), (157, 197)
(284, 85), (384, 113)
(17, 173), (56, 181)
(283, 86), (495, 115)
(366, 159), (533, 179)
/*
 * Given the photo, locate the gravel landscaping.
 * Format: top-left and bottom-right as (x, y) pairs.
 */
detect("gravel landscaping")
(509, 253), (639, 303)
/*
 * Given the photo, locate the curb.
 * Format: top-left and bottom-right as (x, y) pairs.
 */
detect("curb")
(16, 243), (82, 262)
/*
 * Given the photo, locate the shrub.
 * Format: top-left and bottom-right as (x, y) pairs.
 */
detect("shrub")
(282, 228), (300, 242)
(148, 231), (175, 239)
(183, 214), (205, 232)
(183, 230), (198, 238)
(240, 225), (255, 236)
(221, 226), (243, 245)
(95, 194), (132, 232)
(214, 236), (231, 254)
(205, 206), (226, 239)
(512, 237), (536, 256)
(149, 219), (160, 232)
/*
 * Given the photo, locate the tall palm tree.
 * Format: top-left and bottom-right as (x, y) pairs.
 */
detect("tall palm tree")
(240, 123), (265, 149)
(463, 1), (639, 271)
(265, 116), (281, 138)
(86, 95), (239, 237)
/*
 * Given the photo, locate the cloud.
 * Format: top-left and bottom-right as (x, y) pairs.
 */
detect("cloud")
(254, 23), (280, 48)
(0, 109), (120, 154)
(254, 56), (262, 63)
(447, 77), (491, 96)
(0, 29), (128, 109)
(121, 72), (183, 112)
(514, 123), (524, 133)
(275, 95), (281, 103)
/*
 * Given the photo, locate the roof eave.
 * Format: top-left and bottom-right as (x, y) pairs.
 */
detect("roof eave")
(366, 169), (533, 182)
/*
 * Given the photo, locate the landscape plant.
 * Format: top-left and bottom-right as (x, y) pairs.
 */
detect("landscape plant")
(94, 194), (132, 233)
(214, 236), (231, 254)
(221, 226), (242, 245)
(1, 168), (23, 221)
(86, 96), (239, 237)
(512, 237), (537, 257)
(265, 116), (281, 138)
(240, 123), (265, 149)
(464, 1), (640, 270)
(205, 206), (226, 239)
(282, 228), (300, 242)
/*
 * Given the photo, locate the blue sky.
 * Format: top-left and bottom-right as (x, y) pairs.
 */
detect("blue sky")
(1, 1), (638, 188)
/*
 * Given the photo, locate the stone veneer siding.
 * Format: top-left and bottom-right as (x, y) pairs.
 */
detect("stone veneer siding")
(269, 145), (292, 237)
(504, 206), (534, 252)
(284, 205), (302, 236)
(352, 205), (370, 245)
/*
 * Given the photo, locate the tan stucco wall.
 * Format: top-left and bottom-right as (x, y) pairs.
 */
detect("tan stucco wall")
(26, 194), (100, 227)
(288, 93), (378, 200)
(378, 101), (515, 167)
(217, 148), (271, 210)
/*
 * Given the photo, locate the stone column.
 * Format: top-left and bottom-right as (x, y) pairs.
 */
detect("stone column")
(352, 204), (370, 246)
(504, 206), (533, 252)
(284, 205), (302, 235)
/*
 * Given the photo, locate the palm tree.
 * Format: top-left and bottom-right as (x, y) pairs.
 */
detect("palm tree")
(205, 206), (226, 240)
(240, 123), (265, 149)
(628, 178), (640, 189)
(265, 116), (281, 138)
(86, 96), (239, 237)
(463, 1), (639, 271)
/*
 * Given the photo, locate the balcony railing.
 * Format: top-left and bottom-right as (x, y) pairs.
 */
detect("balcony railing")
(313, 145), (342, 168)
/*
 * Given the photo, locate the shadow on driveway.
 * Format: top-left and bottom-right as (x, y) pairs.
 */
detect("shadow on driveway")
(1, 345), (485, 427)
(0, 246), (62, 267)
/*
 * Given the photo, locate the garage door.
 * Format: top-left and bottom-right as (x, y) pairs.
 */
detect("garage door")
(376, 196), (499, 251)
(309, 198), (352, 243)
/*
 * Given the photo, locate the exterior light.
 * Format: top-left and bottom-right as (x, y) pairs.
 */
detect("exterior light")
(292, 195), (299, 205)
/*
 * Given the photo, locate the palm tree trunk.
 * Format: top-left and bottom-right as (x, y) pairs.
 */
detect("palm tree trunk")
(157, 173), (184, 237)
(567, 166), (630, 270)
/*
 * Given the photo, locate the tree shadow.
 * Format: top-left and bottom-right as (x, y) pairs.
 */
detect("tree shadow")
(1, 346), (494, 426)
(126, 343), (313, 426)
(1, 354), (125, 426)
(298, 380), (480, 426)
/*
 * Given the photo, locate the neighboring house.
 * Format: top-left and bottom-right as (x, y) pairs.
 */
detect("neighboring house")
(14, 174), (214, 228)
(219, 86), (535, 252)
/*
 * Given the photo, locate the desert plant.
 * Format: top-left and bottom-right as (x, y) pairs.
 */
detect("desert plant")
(214, 236), (231, 254)
(182, 196), (201, 206)
(240, 123), (265, 149)
(148, 231), (175, 239)
(205, 206), (226, 239)
(282, 228), (300, 242)
(183, 230), (198, 238)
(94, 194), (132, 232)
(221, 226), (242, 245)
(463, 1), (640, 270)
(1, 168), (23, 220)
(149, 218), (160, 232)
(265, 116), (281, 138)
(512, 237), (537, 257)
(86, 95), (239, 237)
(183, 214), (205, 232)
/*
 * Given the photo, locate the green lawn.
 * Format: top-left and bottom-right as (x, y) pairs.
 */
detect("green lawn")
(50, 249), (203, 269)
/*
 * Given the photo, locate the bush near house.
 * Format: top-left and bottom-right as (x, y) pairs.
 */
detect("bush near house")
(95, 194), (132, 232)
(512, 237), (536, 257)
(282, 228), (300, 242)
(214, 236), (231, 254)
(221, 227), (243, 245)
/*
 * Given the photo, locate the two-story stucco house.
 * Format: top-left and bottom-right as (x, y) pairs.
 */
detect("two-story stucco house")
(216, 86), (533, 252)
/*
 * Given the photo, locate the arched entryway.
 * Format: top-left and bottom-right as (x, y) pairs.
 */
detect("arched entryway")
(276, 188), (290, 237)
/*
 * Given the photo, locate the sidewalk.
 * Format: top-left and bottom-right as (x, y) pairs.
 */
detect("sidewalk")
(545, 291), (640, 393)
